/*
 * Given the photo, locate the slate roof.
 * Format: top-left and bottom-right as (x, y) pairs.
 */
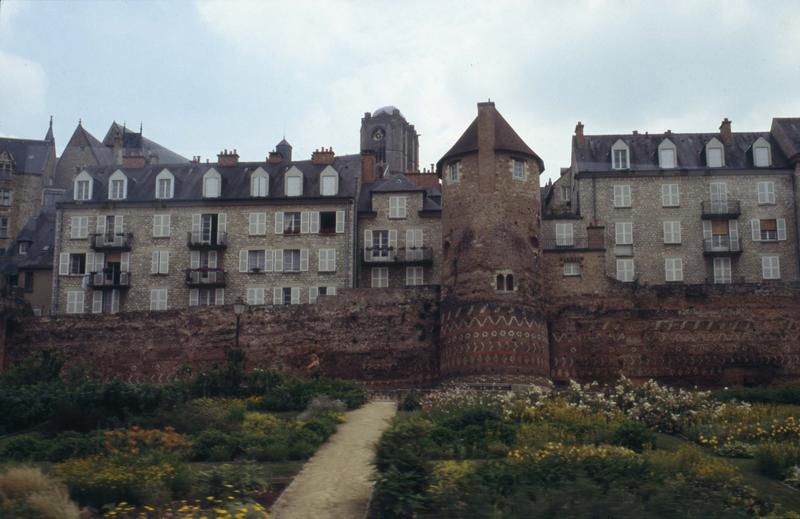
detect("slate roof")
(1, 209), (55, 273)
(573, 131), (791, 172)
(63, 154), (362, 204)
(0, 137), (55, 175)
(357, 173), (441, 213)
(771, 118), (800, 162)
(102, 122), (189, 164)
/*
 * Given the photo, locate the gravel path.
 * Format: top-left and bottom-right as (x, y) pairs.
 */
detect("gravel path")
(269, 400), (397, 519)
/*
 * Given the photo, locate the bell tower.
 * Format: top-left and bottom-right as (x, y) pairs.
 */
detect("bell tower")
(360, 106), (419, 173)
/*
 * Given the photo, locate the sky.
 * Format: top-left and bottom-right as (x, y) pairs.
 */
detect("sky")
(1, 0), (799, 183)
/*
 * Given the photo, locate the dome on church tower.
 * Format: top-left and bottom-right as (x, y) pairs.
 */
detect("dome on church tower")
(372, 105), (402, 117)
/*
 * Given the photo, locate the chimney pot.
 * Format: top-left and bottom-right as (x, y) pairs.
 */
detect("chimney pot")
(575, 121), (585, 147)
(719, 118), (733, 145)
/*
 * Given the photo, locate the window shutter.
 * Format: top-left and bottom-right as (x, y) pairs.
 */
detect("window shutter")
(702, 221), (712, 240)
(309, 287), (318, 303)
(215, 288), (225, 305)
(729, 220), (739, 242)
(152, 216), (159, 237)
(114, 215), (124, 234)
(161, 251), (170, 273)
(208, 250), (218, 269)
(192, 214), (201, 233)
(310, 211), (320, 233)
(405, 229), (412, 248)
(301, 211), (310, 233)
(92, 290), (103, 314)
(364, 230), (373, 261)
(273, 287), (282, 305)
(121, 252), (130, 272)
(217, 213), (226, 241)
(331, 249), (336, 271)
(300, 249), (309, 271)
(318, 249), (324, 272)
(59, 253), (69, 275)
(401, 197), (407, 217)
(274, 249), (284, 272)
(329, 286), (337, 296)
(94, 252), (105, 272)
(164, 215), (171, 236)
(238, 250), (248, 273)
(264, 249), (273, 272)
(291, 287), (300, 304)
(389, 230), (397, 249)
(249, 213), (257, 235)
(336, 210), (345, 233)
(70, 217), (78, 239)
(111, 290), (120, 314)
(189, 250), (199, 270)
(275, 212), (284, 234)
(189, 289), (199, 306)
(259, 213), (267, 234)
(96, 215), (106, 235)
(151, 251), (160, 274)
(76, 292), (85, 314)
(777, 218), (787, 241)
(751, 219), (761, 241)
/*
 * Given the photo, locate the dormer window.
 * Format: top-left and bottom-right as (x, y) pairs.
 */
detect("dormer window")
(251, 167), (269, 197)
(611, 140), (629, 170)
(203, 168), (221, 198)
(18, 241), (30, 255)
(658, 138), (677, 169)
(108, 170), (128, 200)
(320, 166), (339, 196)
(155, 168), (174, 199)
(705, 138), (724, 167)
(752, 137), (771, 167)
(285, 167), (302, 197)
(74, 171), (93, 201)
(0, 151), (13, 176)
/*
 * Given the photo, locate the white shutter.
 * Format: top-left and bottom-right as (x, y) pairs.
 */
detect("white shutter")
(164, 215), (171, 236)
(401, 197), (407, 217)
(208, 250), (218, 269)
(273, 287), (282, 305)
(160, 251), (170, 273)
(239, 250), (248, 273)
(729, 220), (739, 241)
(264, 249), (273, 272)
(364, 229), (373, 260)
(274, 249), (283, 272)
(189, 289), (199, 306)
(275, 212), (284, 234)
(330, 249), (336, 271)
(317, 249), (324, 272)
(389, 230), (398, 250)
(96, 216), (106, 235)
(111, 290), (120, 314)
(310, 211), (320, 233)
(120, 252), (130, 272)
(94, 252), (105, 272)
(291, 287), (300, 304)
(215, 288), (225, 305)
(59, 253), (70, 275)
(190, 250), (200, 269)
(151, 251), (160, 274)
(702, 221), (712, 240)
(777, 218), (787, 241)
(217, 213), (226, 242)
(336, 210), (345, 233)
(92, 290), (103, 314)
(300, 249), (309, 271)
(249, 213), (258, 235)
(152, 216), (159, 237)
(192, 214), (201, 234)
(751, 219), (761, 241)
(328, 286), (337, 296)
(309, 287), (318, 303)
(301, 211), (310, 233)
(114, 215), (124, 234)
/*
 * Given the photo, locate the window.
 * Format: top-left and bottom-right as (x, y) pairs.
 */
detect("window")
(555, 223), (574, 246)
(318, 248), (336, 272)
(59, 253), (86, 275)
(371, 267), (388, 288)
(447, 161), (461, 184)
(662, 184), (680, 207)
(512, 159), (526, 180)
(709, 182), (728, 212)
(108, 170), (127, 200)
(275, 287), (300, 305)
(18, 241), (30, 255)
(759, 219), (778, 241)
(247, 250), (266, 271)
(320, 167), (338, 196)
(406, 266), (424, 286)
(70, 216), (89, 239)
(23, 271), (33, 292)
(285, 167), (302, 196)
(389, 196), (407, 219)
(659, 147), (676, 169)
(74, 171), (93, 201)
(0, 189), (11, 206)
(150, 250), (170, 274)
(155, 169), (174, 199)
(191, 288), (222, 307)
(751, 218), (786, 242)
(611, 140), (629, 169)
(203, 169), (221, 198)
(615, 222), (633, 245)
(616, 259), (635, 282)
(283, 212), (301, 234)
(152, 215), (171, 237)
(406, 229), (424, 260)
(713, 257), (732, 284)
(613, 185), (631, 208)
(0, 152), (13, 175)
(372, 230), (389, 257)
(664, 258), (683, 282)
(251, 167), (269, 197)
(762, 256), (780, 280)
(495, 272), (514, 292)
(150, 288), (168, 311)
(309, 286), (336, 304)
(249, 212), (267, 235)
(663, 221), (681, 244)
(706, 138), (724, 167)
(563, 262), (580, 277)
(320, 211), (337, 234)
(757, 182), (775, 205)
(66, 291), (85, 314)
(753, 138), (771, 167)
(283, 249), (301, 272)
(561, 186), (570, 202)
(246, 287), (266, 305)
(0, 217), (7, 238)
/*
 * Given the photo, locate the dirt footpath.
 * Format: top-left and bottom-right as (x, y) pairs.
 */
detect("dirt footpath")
(269, 400), (397, 519)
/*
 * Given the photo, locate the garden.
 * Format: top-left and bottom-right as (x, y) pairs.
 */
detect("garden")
(372, 377), (800, 518)
(0, 350), (367, 518)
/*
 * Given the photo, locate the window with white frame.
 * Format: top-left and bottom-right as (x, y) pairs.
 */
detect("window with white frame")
(74, 171), (93, 201)
(447, 161), (461, 184)
(611, 140), (629, 170)
(150, 250), (170, 274)
(70, 216), (89, 239)
(152, 215), (171, 237)
(762, 256), (780, 280)
(406, 266), (424, 286)
(389, 196), (407, 219)
(757, 181), (775, 205)
(277, 287), (300, 305)
(371, 267), (388, 288)
(249, 212), (267, 235)
(318, 248), (336, 272)
(406, 229), (423, 260)
(563, 262), (580, 277)
(661, 184), (680, 207)
(616, 259), (635, 282)
(752, 218), (786, 241)
(66, 291), (85, 314)
(664, 257), (683, 282)
(0, 152), (13, 175)
(658, 139), (677, 168)
(251, 167), (269, 197)
(713, 257), (732, 284)
(753, 137), (771, 167)
(285, 168), (302, 196)
(371, 230), (390, 258)
(283, 212), (301, 234)
(615, 222), (633, 245)
(155, 169), (174, 199)
(663, 221), (682, 244)
(150, 288), (168, 311)
(320, 167), (338, 196)
(59, 253), (86, 275)
(246, 287), (266, 305)
(0, 189), (11, 206)
(561, 186), (570, 202)
(18, 241), (29, 255)
(512, 159), (526, 180)
(706, 138), (724, 167)
(248, 250), (266, 271)
(555, 223), (574, 246)
(283, 249), (301, 272)
(203, 169), (221, 198)
(613, 185), (631, 208)
(108, 170), (127, 200)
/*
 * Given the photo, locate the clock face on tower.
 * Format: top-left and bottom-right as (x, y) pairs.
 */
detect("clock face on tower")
(372, 128), (385, 142)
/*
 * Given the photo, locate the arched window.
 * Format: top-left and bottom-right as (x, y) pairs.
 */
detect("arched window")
(108, 170), (128, 200)
(251, 167), (269, 197)
(203, 168), (221, 198)
(155, 168), (174, 199)
(495, 271), (514, 292)
(611, 139), (630, 170)
(284, 166), (303, 197)
(496, 274), (505, 291)
(505, 274), (514, 291)
(320, 166), (339, 196)
(74, 170), (93, 201)
(658, 138), (677, 169)
(705, 137), (725, 168)
(752, 137), (772, 167)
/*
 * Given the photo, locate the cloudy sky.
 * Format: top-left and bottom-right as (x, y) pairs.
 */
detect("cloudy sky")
(1, 0), (799, 182)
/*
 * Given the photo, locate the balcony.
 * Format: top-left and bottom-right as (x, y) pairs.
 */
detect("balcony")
(703, 236), (743, 256)
(362, 246), (434, 265)
(86, 271), (130, 289)
(701, 200), (741, 219)
(185, 268), (226, 287)
(704, 276), (746, 285)
(90, 233), (133, 251)
(187, 232), (228, 250)
(542, 238), (589, 250)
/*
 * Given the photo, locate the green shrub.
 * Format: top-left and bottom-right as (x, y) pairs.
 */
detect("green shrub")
(612, 421), (655, 453)
(46, 431), (103, 462)
(755, 441), (800, 479)
(169, 398), (245, 434)
(400, 391), (422, 412)
(241, 412), (281, 434)
(191, 430), (240, 461)
(714, 385), (800, 406)
(0, 433), (50, 461)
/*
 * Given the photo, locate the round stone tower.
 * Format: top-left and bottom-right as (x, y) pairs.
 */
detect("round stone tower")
(436, 102), (549, 383)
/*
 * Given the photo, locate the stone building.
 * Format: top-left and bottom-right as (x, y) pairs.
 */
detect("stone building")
(360, 106), (419, 173)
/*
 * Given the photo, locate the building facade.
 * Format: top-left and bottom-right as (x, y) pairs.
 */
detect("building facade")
(360, 106), (419, 173)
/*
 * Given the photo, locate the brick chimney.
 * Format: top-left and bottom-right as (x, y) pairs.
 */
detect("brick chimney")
(190, 155), (201, 164)
(719, 118), (733, 145)
(217, 149), (239, 167)
(122, 150), (146, 169)
(575, 121), (585, 147)
(361, 150), (377, 184)
(311, 147), (335, 165)
(267, 151), (283, 164)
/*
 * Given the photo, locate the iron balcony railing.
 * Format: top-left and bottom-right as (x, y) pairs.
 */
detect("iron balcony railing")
(704, 276), (746, 285)
(701, 200), (741, 218)
(90, 233), (133, 251)
(86, 271), (130, 288)
(702, 237), (742, 255)
(185, 268), (227, 287)
(541, 238), (590, 250)
(362, 246), (434, 265)
(187, 232), (228, 249)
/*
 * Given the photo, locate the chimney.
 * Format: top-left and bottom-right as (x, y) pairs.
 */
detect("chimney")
(361, 150), (377, 184)
(122, 150), (146, 169)
(575, 121), (585, 147)
(719, 118), (733, 145)
(268, 151), (284, 164)
(311, 147), (335, 165)
(191, 155), (200, 164)
(217, 148), (239, 167)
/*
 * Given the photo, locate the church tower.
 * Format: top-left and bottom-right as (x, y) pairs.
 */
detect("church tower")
(360, 106), (419, 173)
(436, 102), (549, 383)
